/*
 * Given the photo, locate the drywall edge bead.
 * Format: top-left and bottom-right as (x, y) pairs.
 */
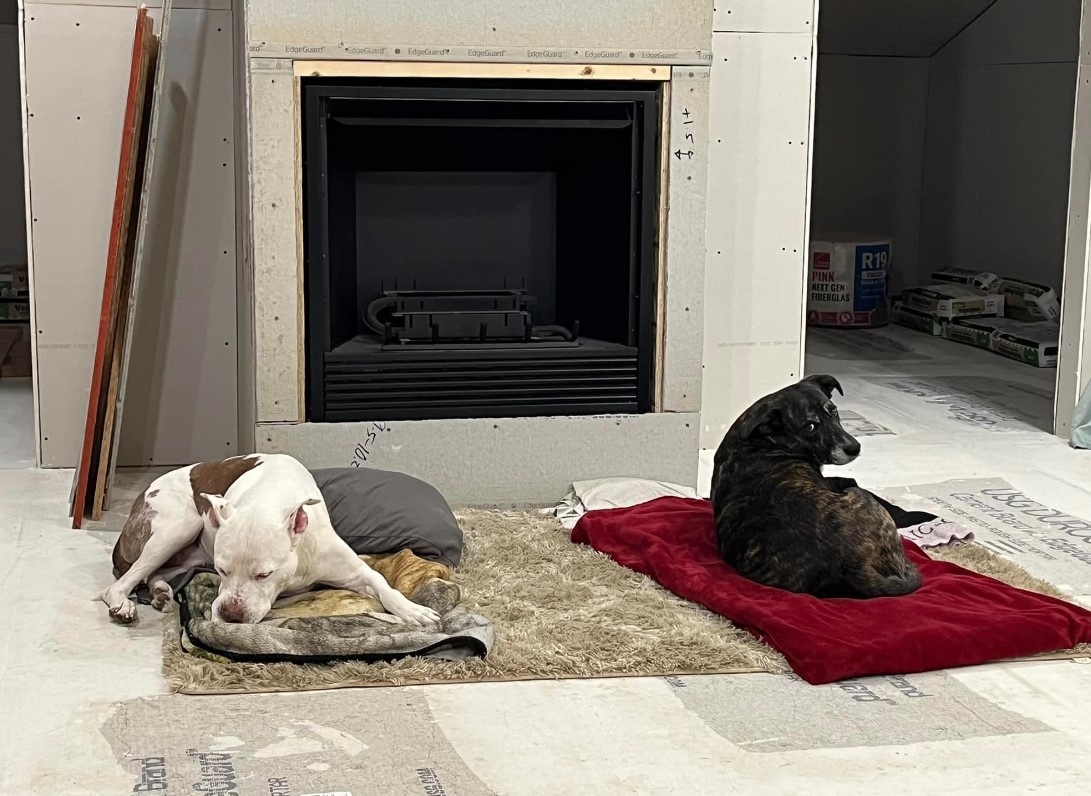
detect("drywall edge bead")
(291, 60), (672, 81)
(248, 43), (712, 65)
(661, 66), (710, 413)
(257, 413), (701, 507)
(249, 57), (300, 422)
(1055, 5), (1091, 434)
(234, 0), (258, 452)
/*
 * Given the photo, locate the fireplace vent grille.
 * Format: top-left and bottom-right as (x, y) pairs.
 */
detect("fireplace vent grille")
(323, 342), (639, 421)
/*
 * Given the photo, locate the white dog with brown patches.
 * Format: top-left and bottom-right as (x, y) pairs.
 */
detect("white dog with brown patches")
(101, 453), (440, 627)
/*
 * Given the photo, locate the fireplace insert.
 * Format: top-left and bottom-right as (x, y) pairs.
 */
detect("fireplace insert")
(302, 77), (663, 422)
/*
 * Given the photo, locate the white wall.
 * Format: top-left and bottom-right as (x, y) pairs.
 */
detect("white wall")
(810, 55), (929, 292)
(0, 0), (26, 267)
(920, 0), (1081, 290)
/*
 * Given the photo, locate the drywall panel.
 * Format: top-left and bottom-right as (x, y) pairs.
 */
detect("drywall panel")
(714, 0), (815, 34)
(701, 31), (816, 449)
(661, 67), (709, 412)
(246, 0), (712, 61)
(818, 0), (991, 57)
(248, 58), (300, 423)
(24, 3), (238, 466)
(116, 8), (238, 466)
(810, 55), (930, 292)
(24, 4), (141, 467)
(0, 22), (26, 266)
(258, 413), (700, 507)
(1056, 0), (1091, 437)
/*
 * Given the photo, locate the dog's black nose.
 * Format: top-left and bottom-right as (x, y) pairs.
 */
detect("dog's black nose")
(845, 441), (861, 457)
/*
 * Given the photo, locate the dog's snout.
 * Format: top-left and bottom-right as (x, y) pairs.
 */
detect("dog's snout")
(218, 597), (248, 623)
(844, 440), (861, 458)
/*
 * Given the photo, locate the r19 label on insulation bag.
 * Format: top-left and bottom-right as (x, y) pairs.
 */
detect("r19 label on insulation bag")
(807, 240), (891, 328)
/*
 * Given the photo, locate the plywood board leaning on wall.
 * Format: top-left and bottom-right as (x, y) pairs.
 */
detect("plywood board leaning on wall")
(71, 6), (158, 528)
(101, 0), (174, 513)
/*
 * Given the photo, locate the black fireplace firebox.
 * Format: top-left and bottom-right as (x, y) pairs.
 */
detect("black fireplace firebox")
(302, 77), (663, 422)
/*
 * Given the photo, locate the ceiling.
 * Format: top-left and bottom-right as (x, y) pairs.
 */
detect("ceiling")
(819, 0), (996, 57)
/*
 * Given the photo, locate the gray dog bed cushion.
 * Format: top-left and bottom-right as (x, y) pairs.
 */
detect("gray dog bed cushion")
(312, 467), (463, 567)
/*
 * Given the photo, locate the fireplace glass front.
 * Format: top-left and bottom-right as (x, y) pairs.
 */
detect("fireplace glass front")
(302, 77), (663, 422)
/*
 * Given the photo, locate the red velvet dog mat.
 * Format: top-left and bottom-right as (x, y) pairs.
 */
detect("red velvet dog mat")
(571, 497), (1091, 684)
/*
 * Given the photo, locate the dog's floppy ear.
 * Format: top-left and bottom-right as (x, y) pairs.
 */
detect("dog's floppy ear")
(737, 403), (784, 440)
(803, 374), (843, 398)
(286, 498), (322, 540)
(200, 494), (233, 529)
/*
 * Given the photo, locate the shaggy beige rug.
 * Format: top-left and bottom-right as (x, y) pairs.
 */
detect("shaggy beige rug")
(164, 511), (1091, 695)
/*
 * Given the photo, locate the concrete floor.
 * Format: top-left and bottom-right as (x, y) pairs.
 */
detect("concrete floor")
(0, 376), (34, 468)
(2, 324), (1091, 794)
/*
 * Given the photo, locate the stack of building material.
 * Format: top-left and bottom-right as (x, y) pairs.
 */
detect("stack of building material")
(891, 268), (1060, 368)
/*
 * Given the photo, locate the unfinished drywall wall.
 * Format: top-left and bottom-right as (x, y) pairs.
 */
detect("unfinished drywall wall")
(810, 56), (930, 292)
(259, 412), (700, 507)
(661, 66), (710, 412)
(0, 5), (25, 267)
(23, 1), (238, 467)
(700, 20), (819, 449)
(919, 0), (1081, 290)
(246, 0), (712, 60)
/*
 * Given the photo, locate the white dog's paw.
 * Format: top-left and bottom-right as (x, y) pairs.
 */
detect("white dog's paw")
(150, 582), (174, 612)
(107, 595), (138, 625)
(392, 598), (441, 627)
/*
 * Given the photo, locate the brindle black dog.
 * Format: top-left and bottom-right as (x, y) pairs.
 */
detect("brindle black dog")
(711, 375), (921, 598)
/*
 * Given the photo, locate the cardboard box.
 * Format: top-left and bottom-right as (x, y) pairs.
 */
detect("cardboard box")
(891, 301), (945, 336)
(900, 284), (1004, 319)
(930, 268), (999, 292)
(993, 278), (1060, 323)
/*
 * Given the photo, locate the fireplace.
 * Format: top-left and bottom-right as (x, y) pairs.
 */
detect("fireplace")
(301, 78), (663, 422)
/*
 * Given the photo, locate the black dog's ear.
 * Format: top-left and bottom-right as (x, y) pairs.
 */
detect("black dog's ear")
(737, 404), (784, 440)
(803, 374), (843, 398)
